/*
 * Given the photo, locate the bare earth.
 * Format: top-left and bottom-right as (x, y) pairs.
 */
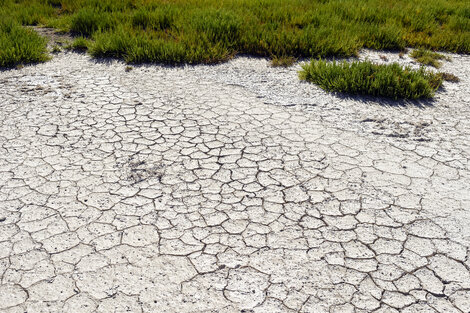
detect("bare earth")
(0, 51), (469, 312)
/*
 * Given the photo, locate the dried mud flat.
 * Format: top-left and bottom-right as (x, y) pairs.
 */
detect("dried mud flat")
(0, 50), (469, 313)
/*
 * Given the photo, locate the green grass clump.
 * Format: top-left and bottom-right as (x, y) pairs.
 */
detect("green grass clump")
(299, 59), (442, 99)
(410, 49), (450, 68)
(0, 20), (49, 68)
(71, 36), (90, 51)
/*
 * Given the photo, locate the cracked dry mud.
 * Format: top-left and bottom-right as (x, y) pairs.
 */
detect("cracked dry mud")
(1, 51), (470, 313)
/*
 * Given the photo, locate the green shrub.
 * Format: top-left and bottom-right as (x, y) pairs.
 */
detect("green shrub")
(299, 59), (442, 99)
(0, 20), (49, 67)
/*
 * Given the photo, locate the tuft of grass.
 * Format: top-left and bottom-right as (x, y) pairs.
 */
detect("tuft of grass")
(271, 56), (297, 67)
(51, 44), (62, 53)
(0, 20), (49, 68)
(410, 49), (450, 68)
(299, 59), (443, 100)
(70, 36), (89, 51)
(439, 72), (460, 82)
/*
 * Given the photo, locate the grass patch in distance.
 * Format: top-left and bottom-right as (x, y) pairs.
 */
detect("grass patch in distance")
(299, 59), (442, 100)
(1, 0), (470, 65)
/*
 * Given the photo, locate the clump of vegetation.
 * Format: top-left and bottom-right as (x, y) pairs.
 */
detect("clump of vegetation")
(70, 8), (116, 37)
(410, 49), (451, 68)
(299, 59), (443, 99)
(439, 72), (460, 82)
(63, 37), (89, 51)
(1, 0), (470, 65)
(71, 36), (89, 51)
(0, 20), (49, 68)
(271, 56), (297, 67)
(52, 44), (62, 53)
(88, 24), (234, 64)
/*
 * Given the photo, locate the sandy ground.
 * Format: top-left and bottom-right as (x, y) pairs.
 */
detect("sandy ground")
(0, 50), (469, 312)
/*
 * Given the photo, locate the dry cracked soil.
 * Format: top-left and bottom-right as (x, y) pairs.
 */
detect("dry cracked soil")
(0, 50), (470, 313)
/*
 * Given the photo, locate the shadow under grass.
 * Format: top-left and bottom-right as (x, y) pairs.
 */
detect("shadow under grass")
(331, 89), (441, 108)
(88, 55), (190, 70)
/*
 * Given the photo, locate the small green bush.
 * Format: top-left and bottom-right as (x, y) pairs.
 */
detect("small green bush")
(299, 59), (442, 99)
(0, 21), (49, 68)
